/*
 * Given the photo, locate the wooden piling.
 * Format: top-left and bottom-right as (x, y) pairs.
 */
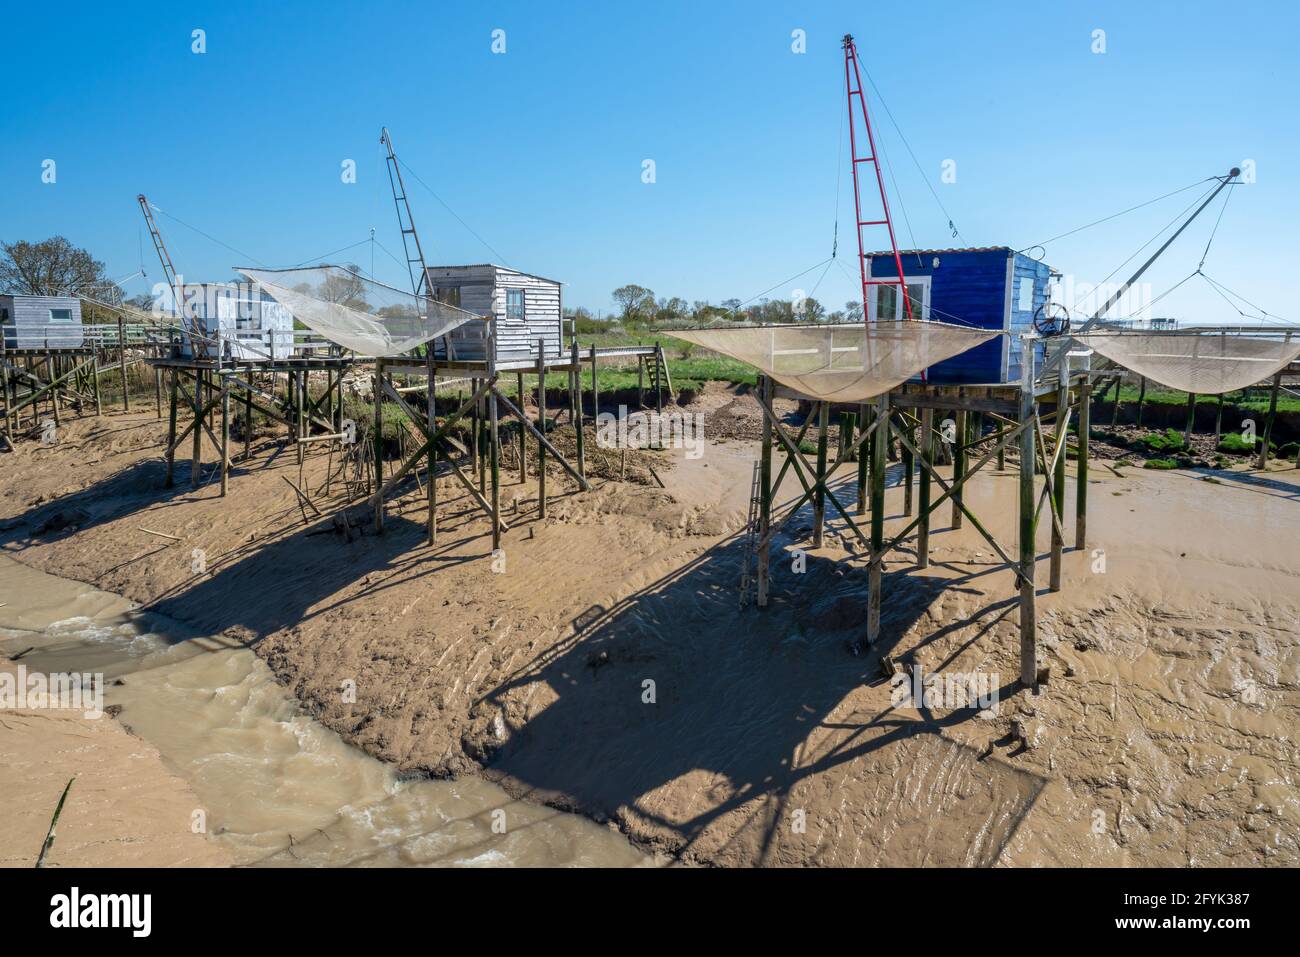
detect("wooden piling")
(165, 369), (178, 487)
(427, 350), (437, 546)
(1050, 364), (1068, 591)
(1135, 376), (1147, 428)
(190, 370), (202, 489)
(117, 317), (129, 412)
(536, 340), (547, 518)
(951, 409), (967, 528)
(1075, 373), (1090, 550)
(867, 392), (889, 647)
(572, 340), (586, 479)
(918, 406), (933, 568)
(1257, 371), (1282, 470)
(1018, 345), (1038, 689)
(219, 376), (230, 497)
(757, 376), (773, 608)
(374, 364), (384, 533)
(516, 371), (527, 481)
(812, 401), (829, 548)
(857, 402), (869, 515)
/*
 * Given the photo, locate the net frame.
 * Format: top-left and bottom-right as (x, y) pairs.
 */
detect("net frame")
(236, 264), (487, 357)
(1072, 327), (1300, 395)
(665, 319), (1001, 402)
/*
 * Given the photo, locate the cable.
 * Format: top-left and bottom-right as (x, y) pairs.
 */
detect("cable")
(396, 156), (512, 267)
(724, 257), (834, 318)
(1197, 185), (1234, 270)
(289, 238), (373, 269)
(148, 204), (267, 267)
(859, 65), (963, 244)
(1017, 176), (1215, 252)
(1067, 181), (1219, 316)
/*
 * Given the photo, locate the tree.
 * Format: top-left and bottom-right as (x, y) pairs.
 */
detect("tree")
(611, 284), (655, 321)
(0, 236), (123, 303)
(795, 296), (826, 322)
(844, 299), (864, 322)
(319, 264), (369, 309)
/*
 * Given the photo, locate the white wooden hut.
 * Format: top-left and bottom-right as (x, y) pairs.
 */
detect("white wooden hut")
(172, 282), (295, 360)
(0, 295), (84, 349)
(423, 264), (562, 365)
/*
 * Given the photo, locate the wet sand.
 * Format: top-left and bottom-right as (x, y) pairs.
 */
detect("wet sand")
(1, 390), (1297, 866)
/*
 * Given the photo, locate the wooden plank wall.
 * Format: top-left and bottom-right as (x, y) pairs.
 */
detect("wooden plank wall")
(427, 265), (563, 363)
(0, 295), (84, 349)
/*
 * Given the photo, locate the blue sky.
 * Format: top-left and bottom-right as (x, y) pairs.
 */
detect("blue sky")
(2, 0), (1296, 325)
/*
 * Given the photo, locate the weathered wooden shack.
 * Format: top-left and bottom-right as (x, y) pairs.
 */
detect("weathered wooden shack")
(0, 294), (84, 349)
(424, 264), (562, 366)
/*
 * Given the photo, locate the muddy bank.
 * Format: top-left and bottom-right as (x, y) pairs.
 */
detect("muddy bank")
(1, 397), (1298, 866)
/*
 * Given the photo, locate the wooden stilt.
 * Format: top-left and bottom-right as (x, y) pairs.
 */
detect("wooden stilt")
(1215, 391), (1225, 446)
(118, 318), (129, 412)
(427, 351), (437, 546)
(1075, 373), (1090, 550)
(243, 365), (252, 461)
(1050, 363), (1068, 591)
(1183, 390), (1197, 445)
(572, 341), (586, 479)
(220, 375), (230, 497)
(857, 402), (869, 515)
(165, 369), (178, 487)
(866, 392), (889, 647)
(589, 344), (599, 420)
(757, 376), (773, 608)
(901, 414), (914, 517)
(490, 388), (501, 550)
(812, 401), (829, 547)
(654, 341), (663, 419)
(951, 409), (967, 528)
(374, 364), (384, 533)
(92, 350), (101, 417)
(190, 370), (203, 489)
(918, 406), (933, 568)
(1257, 372), (1282, 469)
(155, 367), (162, 419)
(536, 341), (546, 518)
(1135, 375), (1147, 428)
(516, 371), (527, 481)
(1019, 343), (1038, 689)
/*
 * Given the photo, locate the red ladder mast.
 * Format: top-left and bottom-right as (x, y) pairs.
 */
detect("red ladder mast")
(843, 34), (914, 323)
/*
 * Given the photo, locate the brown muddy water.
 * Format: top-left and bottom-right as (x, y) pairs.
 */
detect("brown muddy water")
(0, 555), (648, 867)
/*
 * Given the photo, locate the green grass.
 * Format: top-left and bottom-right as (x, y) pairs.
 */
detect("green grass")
(1105, 383), (1300, 414)
(1142, 457), (1181, 470)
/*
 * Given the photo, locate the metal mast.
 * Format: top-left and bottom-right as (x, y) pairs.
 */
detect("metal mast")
(1039, 166), (1241, 378)
(137, 194), (202, 355)
(380, 127), (429, 297)
(843, 34), (913, 323)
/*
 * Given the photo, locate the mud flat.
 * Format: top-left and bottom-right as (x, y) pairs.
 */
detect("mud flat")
(1, 400), (1298, 866)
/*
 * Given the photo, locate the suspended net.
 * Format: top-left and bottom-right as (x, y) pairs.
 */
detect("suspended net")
(666, 320), (998, 402)
(1074, 331), (1300, 395)
(237, 265), (483, 357)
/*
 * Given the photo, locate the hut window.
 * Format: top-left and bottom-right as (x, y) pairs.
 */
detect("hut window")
(872, 279), (928, 321)
(49, 308), (72, 322)
(1017, 276), (1035, 313)
(1, 307), (9, 324)
(506, 288), (525, 322)
(435, 286), (460, 308)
